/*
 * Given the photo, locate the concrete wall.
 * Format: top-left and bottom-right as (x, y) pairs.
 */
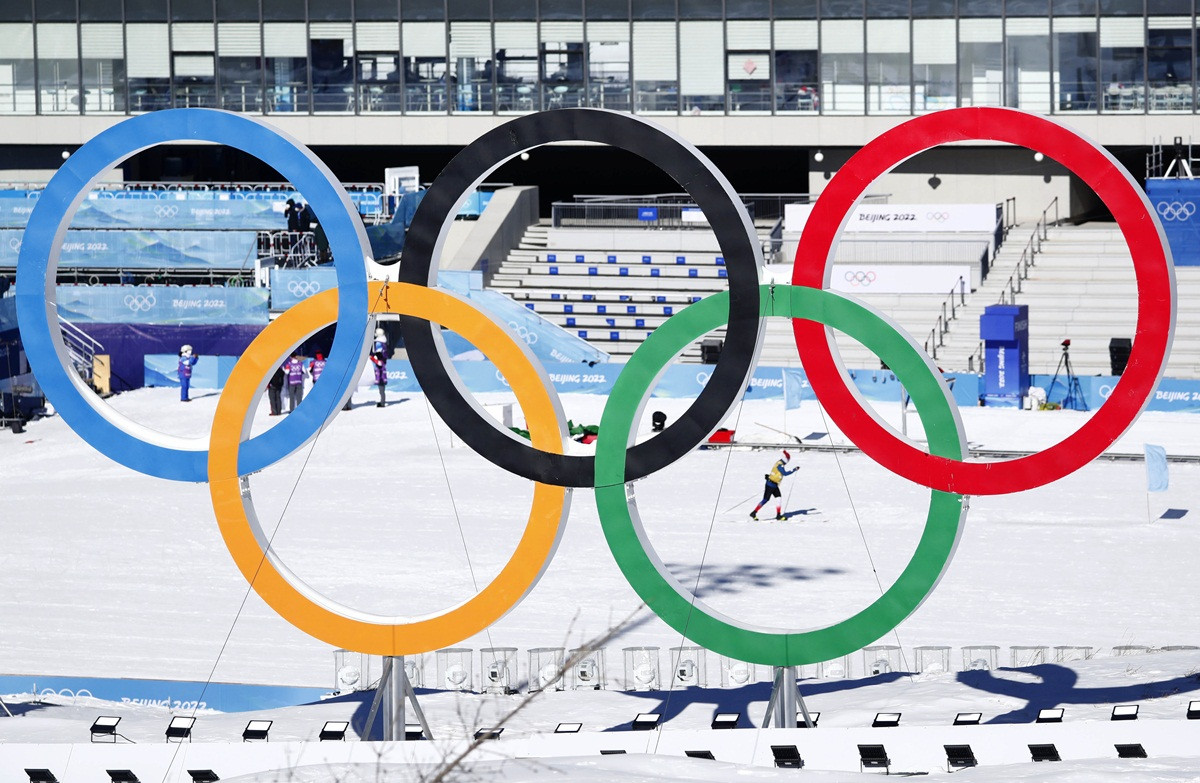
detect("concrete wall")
(447, 185), (540, 281)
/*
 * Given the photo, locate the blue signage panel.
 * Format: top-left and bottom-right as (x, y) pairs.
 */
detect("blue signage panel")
(0, 228), (259, 269)
(57, 285), (268, 325)
(0, 674), (327, 713)
(1146, 178), (1200, 266)
(637, 207), (660, 221)
(981, 304), (1029, 404)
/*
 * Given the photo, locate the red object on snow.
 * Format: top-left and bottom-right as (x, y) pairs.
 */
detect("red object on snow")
(707, 428), (735, 444)
(579, 433), (598, 445)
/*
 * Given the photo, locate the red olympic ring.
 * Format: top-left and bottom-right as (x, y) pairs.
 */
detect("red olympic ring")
(792, 107), (1175, 495)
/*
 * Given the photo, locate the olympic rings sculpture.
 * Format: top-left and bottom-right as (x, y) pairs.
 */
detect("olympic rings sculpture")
(16, 106), (1174, 667)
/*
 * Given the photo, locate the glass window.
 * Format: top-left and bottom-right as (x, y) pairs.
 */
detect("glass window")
(773, 0), (817, 17)
(356, 21), (401, 112)
(37, 23), (80, 113)
(356, 0), (400, 21)
(866, 0), (911, 17)
(1005, 17), (1051, 112)
(403, 21), (447, 111)
(821, 0), (863, 16)
(217, 22), (262, 111)
(35, 0), (75, 22)
(126, 23), (170, 110)
(216, 0), (258, 20)
(1099, 0), (1144, 12)
(1100, 16), (1145, 111)
(632, 20), (677, 112)
(679, 20), (723, 113)
(1052, 0), (1096, 13)
(1054, 17), (1098, 112)
(959, 18), (1003, 106)
(0, 2), (33, 22)
(494, 0), (536, 20)
(542, 0), (584, 20)
(264, 21), (309, 112)
(1008, 0), (1050, 14)
(449, 21), (493, 111)
(725, 0), (770, 19)
(774, 19), (818, 112)
(913, 18), (954, 111)
(587, 20), (630, 110)
(495, 21), (538, 110)
(311, 0), (353, 21)
(448, 0), (491, 19)
(958, 0), (998, 15)
(171, 22), (216, 108)
(632, 0), (676, 20)
(1149, 18), (1192, 112)
(0, 23), (36, 112)
(81, 0), (122, 22)
(588, 0), (631, 19)
(866, 18), (910, 113)
(81, 23), (126, 113)
(679, 0), (723, 18)
(541, 20), (584, 108)
(262, 0), (305, 21)
(171, 0), (214, 21)
(403, 0), (447, 20)
(727, 20), (770, 113)
(821, 18), (864, 113)
(911, 0), (954, 16)
(310, 22), (355, 111)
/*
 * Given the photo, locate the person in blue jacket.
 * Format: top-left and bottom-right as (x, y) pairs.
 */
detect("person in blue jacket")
(178, 344), (198, 402)
(750, 450), (796, 520)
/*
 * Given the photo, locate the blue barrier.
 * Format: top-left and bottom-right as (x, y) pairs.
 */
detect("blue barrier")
(0, 197), (284, 230)
(0, 674), (328, 713)
(145, 354), (239, 389)
(58, 285), (268, 325)
(0, 228), (260, 269)
(1146, 178), (1200, 266)
(0, 187), (382, 217)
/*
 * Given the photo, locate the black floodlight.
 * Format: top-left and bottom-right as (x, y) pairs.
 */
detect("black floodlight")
(165, 715), (196, 742)
(242, 719), (272, 742)
(404, 723), (425, 741)
(685, 750), (715, 760)
(872, 712), (901, 728)
(187, 773), (220, 783)
(953, 712), (982, 726)
(1187, 700), (1200, 719)
(474, 727), (503, 740)
(945, 744), (978, 769)
(631, 712), (662, 731)
(1115, 743), (1147, 758)
(710, 712), (740, 730)
(600, 749), (626, 755)
(796, 711), (820, 727)
(107, 772), (140, 783)
(319, 720), (349, 741)
(1035, 708), (1064, 723)
(25, 771), (59, 783)
(858, 744), (891, 773)
(1111, 705), (1139, 721)
(771, 745), (804, 768)
(1029, 743), (1061, 762)
(90, 715), (121, 742)
(554, 722), (583, 733)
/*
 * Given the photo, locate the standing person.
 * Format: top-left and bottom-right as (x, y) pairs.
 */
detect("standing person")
(267, 363), (285, 416)
(285, 351), (306, 412)
(750, 450), (797, 521)
(307, 352), (326, 386)
(284, 198), (301, 231)
(370, 327), (388, 407)
(177, 344), (198, 403)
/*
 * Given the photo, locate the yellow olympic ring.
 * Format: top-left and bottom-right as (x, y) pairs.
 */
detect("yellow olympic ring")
(207, 282), (570, 656)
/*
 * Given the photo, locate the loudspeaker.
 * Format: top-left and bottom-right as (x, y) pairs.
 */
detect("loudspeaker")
(1109, 338), (1132, 376)
(651, 411), (667, 432)
(700, 339), (723, 365)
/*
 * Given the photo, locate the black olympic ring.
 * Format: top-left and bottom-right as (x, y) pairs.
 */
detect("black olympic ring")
(395, 109), (763, 487)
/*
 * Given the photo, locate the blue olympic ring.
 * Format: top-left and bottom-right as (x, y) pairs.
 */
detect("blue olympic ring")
(15, 109), (371, 482)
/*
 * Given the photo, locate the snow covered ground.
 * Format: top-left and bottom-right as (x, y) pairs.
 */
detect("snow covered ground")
(2, 383), (1200, 780)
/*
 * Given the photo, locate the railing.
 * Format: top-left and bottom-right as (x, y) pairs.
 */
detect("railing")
(922, 276), (968, 362)
(58, 315), (103, 384)
(553, 192), (891, 229)
(259, 230), (320, 268)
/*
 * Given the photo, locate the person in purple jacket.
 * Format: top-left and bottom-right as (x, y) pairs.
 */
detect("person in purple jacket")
(177, 344), (198, 402)
(285, 351), (306, 412)
(307, 352), (326, 386)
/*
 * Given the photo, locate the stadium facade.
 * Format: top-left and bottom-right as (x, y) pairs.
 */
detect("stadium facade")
(0, 1), (1197, 215)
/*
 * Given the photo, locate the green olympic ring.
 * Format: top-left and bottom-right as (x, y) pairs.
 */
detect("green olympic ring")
(595, 284), (968, 667)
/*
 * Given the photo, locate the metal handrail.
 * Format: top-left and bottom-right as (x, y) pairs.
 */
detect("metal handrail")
(58, 315), (103, 382)
(922, 276), (968, 361)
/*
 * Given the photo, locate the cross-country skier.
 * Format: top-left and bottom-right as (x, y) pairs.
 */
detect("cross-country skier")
(750, 450), (797, 521)
(177, 345), (198, 402)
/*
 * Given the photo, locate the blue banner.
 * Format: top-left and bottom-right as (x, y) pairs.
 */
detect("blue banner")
(0, 197), (284, 230)
(1, 228), (259, 269)
(0, 674), (327, 713)
(0, 187), (383, 219)
(57, 285), (268, 325)
(1146, 178), (1200, 266)
(270, 267), (337, 310)
(144, 354), (240, 388)
(1145, 443), (1169, 492)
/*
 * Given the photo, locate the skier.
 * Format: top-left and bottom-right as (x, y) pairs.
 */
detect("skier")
(285, 351), (306, 412)
(308, 352), (326, 386)
(177, 345), (198, 402)
(370, 328), (388, 407)
(750, 450), (797, 521)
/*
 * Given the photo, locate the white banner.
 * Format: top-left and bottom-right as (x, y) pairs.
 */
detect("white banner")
(829, 264), (971, 294)
(785, 202), (997, 233)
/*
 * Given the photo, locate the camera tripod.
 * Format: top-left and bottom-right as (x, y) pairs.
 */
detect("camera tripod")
(1049, 342), (1088, 411)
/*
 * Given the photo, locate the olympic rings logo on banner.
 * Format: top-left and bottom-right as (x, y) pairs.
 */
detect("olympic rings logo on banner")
(925, 211), (950, 222)
(843, 270), (878, 286)
(9, 237), (22, 252)
(287, 279), (322, 298)
(1156, 200), (1196, 221)
(153, 204), (180, 218)
(123, 293), (157, 312)
(507, 321), (540, 345)
(16, 107), (1174, 667)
